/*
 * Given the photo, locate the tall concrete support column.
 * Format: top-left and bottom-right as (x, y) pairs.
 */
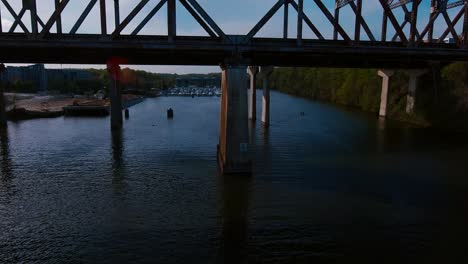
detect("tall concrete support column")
(377, 70), (394, 118)
(107, 62), (123, 130)
(218, 65), (251, 174)
(405, 69), (427, 114)
(247, 66), (259, 121)
(0, 64), (6, 127)
(260, 66), (273, 127)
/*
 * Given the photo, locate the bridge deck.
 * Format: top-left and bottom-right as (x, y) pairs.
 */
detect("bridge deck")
(0, 34), (465, 68)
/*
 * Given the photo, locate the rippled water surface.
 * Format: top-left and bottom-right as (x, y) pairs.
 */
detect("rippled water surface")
(2, 91), (468, 263)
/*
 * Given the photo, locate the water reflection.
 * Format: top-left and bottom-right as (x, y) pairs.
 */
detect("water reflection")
(248, 121), (256, 160)
(376, 117), (387, 153)
(0, 128), (12, 181)
(218, 174), (253, 264)
(111, 129), (125, 190)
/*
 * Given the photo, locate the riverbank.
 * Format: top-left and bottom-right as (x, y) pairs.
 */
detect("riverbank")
(269, 63), (468, 130)
(5, 94), (143, 120)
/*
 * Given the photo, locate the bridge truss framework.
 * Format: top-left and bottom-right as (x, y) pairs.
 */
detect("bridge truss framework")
(0, 0), (466, 68)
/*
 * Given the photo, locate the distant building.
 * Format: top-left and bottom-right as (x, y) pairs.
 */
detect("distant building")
(1, 64), (48, 92)
(176, 77), (220, 88)
(0, 64), (93, 92)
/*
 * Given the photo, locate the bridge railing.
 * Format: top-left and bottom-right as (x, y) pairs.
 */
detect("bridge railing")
(0, 0), (466, 48)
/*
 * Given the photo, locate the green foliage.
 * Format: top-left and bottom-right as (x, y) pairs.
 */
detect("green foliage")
(271, 63), (468, 128)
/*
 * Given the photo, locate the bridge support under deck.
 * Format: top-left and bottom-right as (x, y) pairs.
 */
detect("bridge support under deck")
(378, 70), (394, 118)
(218, 65), (251, 175)
(405, 69), (427, 114)
(0, 64), (6, 128)
(108, 63), (123, 130)
(260, 67), (273, 127)
(247, 66), (259, 121)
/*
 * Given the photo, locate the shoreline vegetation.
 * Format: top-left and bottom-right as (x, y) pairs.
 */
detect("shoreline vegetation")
(269, 62), (468, 131)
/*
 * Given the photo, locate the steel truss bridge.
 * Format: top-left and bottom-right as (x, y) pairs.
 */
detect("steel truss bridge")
(0, 0), (467, 68)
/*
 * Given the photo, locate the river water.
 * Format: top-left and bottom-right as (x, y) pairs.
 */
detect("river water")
(1, 91), (468, 263)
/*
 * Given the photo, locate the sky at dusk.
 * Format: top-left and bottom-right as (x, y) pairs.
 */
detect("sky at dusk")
(0, 0), (464, 74)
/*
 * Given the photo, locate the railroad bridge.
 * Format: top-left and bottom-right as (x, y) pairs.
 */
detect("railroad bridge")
(0, 0), (467, 173)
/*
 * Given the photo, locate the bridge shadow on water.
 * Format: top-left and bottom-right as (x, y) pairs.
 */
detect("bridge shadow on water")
(111, 128), (128, 198)
(0, 127), (13, 190)
(217, 173), (253, 264)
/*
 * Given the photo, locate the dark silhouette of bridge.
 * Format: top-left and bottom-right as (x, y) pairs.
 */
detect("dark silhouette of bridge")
(0, 0), (466, 67)
(0, 0), (467, 173)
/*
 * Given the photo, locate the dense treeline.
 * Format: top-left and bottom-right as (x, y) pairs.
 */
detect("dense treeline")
(269, 63), (468, 128)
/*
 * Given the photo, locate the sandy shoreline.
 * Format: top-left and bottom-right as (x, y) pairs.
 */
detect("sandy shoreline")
(5, 94), (142, 119)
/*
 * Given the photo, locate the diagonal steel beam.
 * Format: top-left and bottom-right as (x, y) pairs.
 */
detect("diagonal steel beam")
(378, 0), (408, 42)
(39, 0), (70, 38)
(348, 1), (376, 41)
(132, 0), (168, 36)
(8, 7), (26, 33)
(440, 10), (461, 43)
(390, 0), (421, 41)
(417, 10), (440, 42)
(290, 0), (324, 39)
(186, 0), (227, 40)
(437, 7), (464, 43)
(0, 1), (29, 34)
(390, 0), (413, 9)
(70, 0), (98, 34)
(112, 0), (150, 37)
(244, 0), (286, 43)
(179, 0), (217, 37)
(313, 0), (351, 42)
(336, 0), (355, 9)
(447, 0), (464, 9)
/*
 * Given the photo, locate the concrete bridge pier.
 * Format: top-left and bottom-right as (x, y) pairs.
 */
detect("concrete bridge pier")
(260, 66), (274, 127)
(247, 66), (259, 121)
(377, 70), (394, 118)
(0, 63), (6, 128)
(107, 63), (123, 130)
(218, 64), (251, 175)
(405, 69), (427, 114)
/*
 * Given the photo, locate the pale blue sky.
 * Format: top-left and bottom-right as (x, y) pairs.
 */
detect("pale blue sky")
(0, 0), (464, 73)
